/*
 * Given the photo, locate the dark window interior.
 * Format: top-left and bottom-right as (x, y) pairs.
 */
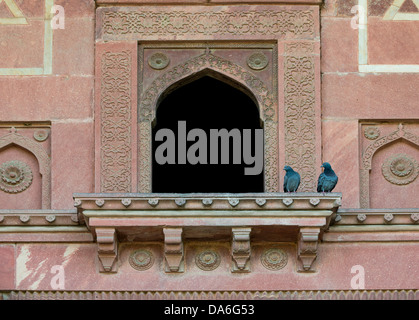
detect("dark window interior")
(152, 75), (264, 193)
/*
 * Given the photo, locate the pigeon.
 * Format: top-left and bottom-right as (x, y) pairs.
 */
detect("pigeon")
(283, 166), (301, 193)
(317, 162), (338, 193)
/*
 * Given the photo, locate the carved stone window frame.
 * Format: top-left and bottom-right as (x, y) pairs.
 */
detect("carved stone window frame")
(137, 42), (279, 193)
(94, 4), (321, 194)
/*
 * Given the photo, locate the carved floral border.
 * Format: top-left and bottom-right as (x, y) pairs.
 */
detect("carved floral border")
(99, 8), (315, 39)
(97, 5), (318, 194)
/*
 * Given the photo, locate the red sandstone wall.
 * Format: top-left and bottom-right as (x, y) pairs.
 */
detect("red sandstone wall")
(1, 241), (419, 292)
(0, 0), (418, 210)
(0, 0), (95, 209)
(1, 0), (419, 298)
(321, 0), (419, 208)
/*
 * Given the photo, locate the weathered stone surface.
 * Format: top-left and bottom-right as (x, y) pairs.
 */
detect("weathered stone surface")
(368, 17), (419, 65)
(9, 241), (419, 291)
(322, 120), (360, 208)
(53, 18), (95, 75)
(51, 122), (94, 209)
(0, 20), (44, 69)
(322, 74), (419, 119)
(321, 18), (358, 72)
(0, 245), (15, 290)
(0, 77), (94, 120)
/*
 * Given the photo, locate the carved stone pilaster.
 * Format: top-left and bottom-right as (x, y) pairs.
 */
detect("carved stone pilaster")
(96, 228), (118, 273)
(297, 227), (320, 272)
(231, 227), (252, 273)
(163, 228), (184, 273)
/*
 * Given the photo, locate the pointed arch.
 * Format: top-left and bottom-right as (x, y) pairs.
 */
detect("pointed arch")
(139, 53), (276, 124)
(138, 53), (279, 193)
(0, 129), (51, 209)
(362, 124), (419, 170)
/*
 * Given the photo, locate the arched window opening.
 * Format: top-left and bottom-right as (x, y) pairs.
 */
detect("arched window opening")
(152, 75), (264, 193)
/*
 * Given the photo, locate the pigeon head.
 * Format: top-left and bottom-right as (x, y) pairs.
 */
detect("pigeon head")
(283, 165), (293, 172)
(321, 162), (332, 170)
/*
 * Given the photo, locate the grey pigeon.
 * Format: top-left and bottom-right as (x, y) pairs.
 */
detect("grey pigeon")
(283, 166), (301, 192)
(317, 162), (338, 193)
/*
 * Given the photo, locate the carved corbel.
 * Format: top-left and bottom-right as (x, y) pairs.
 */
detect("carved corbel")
(231, 227), (252, 273)
(96, 228), (118, 273)
(163, 228), (184, 273)
(297, 227), (320, 272)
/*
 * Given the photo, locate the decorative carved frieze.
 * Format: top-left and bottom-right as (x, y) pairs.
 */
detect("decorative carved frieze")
(163, 228), (184, 273)
(231, 227), (252, 273)
(100, 8), (315, 39)
(6, 289), (419, 300)
(100, 51), (132, 193)
(297, 227), (320, 272)
(96, 228), (118, 273)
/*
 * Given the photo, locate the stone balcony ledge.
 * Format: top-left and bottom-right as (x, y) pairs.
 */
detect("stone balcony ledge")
(73, 192), (342, 273)
(73, 192), (342, 234)
(0, 209), (79, 226)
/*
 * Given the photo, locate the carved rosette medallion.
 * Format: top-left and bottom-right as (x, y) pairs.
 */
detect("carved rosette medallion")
(0, 160), (33, 193)
(261, 248), (287, 271)
(382, 154), (419, 185)
(195, 250), (221, 271)
(364, 126), (380, 140)
(247, 53), (268, 70)
(148, 53), (170, 70)
(129, 250), (154, 271)
(33, 129), (49, 142)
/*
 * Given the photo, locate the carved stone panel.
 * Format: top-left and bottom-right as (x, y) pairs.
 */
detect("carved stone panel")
(95, 5), (320, 195)
(97, 6), (317, 41)
(0, 125), (51, 209)
(360, 122), (419, 208)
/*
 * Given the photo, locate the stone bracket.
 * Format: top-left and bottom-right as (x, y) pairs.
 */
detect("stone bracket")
(297, 227), (320, 272)
(231, 227), (252, 273)
(163, 227), (184, 273)
(96, 227), (118, 273)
